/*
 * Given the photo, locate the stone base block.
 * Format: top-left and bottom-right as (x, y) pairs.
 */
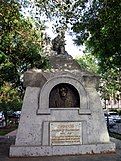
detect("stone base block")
(10, 142), (115, 157)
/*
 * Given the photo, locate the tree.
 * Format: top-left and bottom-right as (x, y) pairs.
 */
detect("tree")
(72, 0), (121, 72)
(35, 0), (88, 32)
(77, 53), (121, 109)
(0, 0), (49, 120)
(36, 0), (121, 72)
(76, 53), (99, 74)
(0, 82), (22, 126)
(99, 67), (121, 109)
(0, 0), (49, 86)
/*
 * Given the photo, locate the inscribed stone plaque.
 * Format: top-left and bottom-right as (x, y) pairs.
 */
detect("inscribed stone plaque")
(50, 122), (82, 145)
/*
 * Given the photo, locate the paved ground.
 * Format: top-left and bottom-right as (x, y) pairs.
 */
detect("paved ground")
(0, 132), (121, 161)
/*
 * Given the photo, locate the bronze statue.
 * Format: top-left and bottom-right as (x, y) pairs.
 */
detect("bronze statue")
(49, 84), (80, 108)
(52, 31), (66, 55)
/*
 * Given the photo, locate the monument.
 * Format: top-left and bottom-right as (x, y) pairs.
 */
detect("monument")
(10, 33), (115, 157)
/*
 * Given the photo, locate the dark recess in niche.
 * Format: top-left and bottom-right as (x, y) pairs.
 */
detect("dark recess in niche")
(49, 83), (80, 108)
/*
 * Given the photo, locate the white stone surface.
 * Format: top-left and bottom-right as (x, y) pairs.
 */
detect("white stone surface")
(10, 143), (115, 157)
(10, 69), (116, 157)
(38, 74), (89, 115)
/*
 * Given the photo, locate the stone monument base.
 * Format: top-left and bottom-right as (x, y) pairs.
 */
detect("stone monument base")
(10, 143), (115, 157)
(9, 66), (116, 157)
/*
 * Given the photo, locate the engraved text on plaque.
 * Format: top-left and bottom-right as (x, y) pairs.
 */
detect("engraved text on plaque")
(50, 122), (82, 145)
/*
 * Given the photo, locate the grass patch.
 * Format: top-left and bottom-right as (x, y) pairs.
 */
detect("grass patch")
(0, 125), (18, 136)
(109, 131), (121, 140)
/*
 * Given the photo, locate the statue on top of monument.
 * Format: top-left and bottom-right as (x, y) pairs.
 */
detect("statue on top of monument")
(52, 30), (67, 55)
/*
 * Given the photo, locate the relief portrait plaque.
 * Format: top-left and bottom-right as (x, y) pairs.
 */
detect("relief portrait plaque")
(50, 122), (82, 146)
(49, 83), (80, 108)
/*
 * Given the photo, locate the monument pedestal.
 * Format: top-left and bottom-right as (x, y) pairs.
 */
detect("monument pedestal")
(10, 143), (115, 157)
(10, 54), (115, 157)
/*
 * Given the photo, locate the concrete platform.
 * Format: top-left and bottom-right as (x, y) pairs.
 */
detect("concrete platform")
(10, 142), (115, 157)
(0, 136), (121, 161)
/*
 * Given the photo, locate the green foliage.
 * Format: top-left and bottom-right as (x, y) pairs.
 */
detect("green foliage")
(0, 82), (22, 112)
(99, 67), (120, 101)
(72, 0), (121, 71)
(0, 0), (48, 87)
(36, 0), (88, 31)
(38, 0), (121, 102)
(0, 0), (49, 114)
(76, 53), (99, 74)
(77, 53), (120, 103)
(36, 0), (121, 72)
(0, 0), (120, 112)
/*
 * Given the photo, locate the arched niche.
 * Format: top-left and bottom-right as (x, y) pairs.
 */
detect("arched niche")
(49, 83), (80, 108)
(37, 75), (90, 115)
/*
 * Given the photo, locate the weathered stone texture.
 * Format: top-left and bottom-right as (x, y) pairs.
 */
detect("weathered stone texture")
(10, 53), (115, 157)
